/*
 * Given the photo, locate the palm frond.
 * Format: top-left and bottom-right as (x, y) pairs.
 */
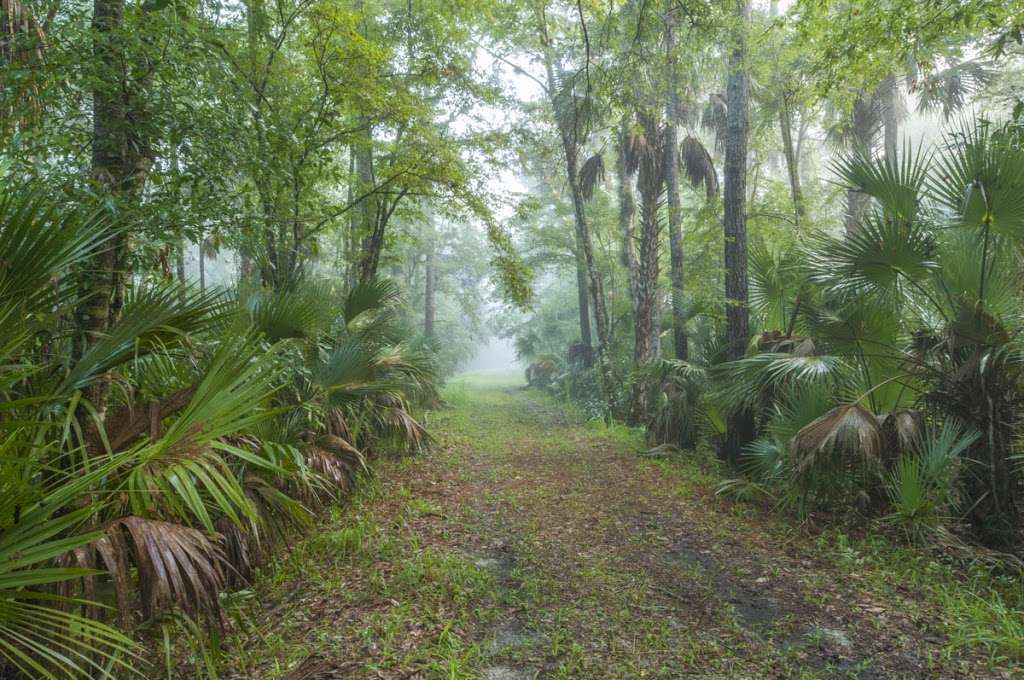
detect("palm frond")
(579, 152), (605, 201)
(792, 403), (883, 477)
(344, 278), (401, 328)
(914, 61), (996, 120)
(833, 143), (930, 223)
(61, 284), (231, 397)
(679, 136), (718, 198)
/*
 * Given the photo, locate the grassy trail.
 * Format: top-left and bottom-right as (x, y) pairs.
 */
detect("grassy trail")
(224, 372), (1015, 679)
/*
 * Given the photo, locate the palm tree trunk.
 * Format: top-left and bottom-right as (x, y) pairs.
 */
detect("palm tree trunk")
(663, 8), (688, 361)
(617, 120), (640, 315)
(722, 0), (755, 465)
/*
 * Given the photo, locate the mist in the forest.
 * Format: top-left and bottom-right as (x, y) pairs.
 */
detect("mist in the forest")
(457, 335), (521, 374)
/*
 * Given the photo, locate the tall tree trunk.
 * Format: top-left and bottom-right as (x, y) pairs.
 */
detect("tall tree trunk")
(844, 91), (875, 235)
(778, 96), (804, 227)
(563, 138), (609, 379)
(199, 243), (206, 291)
(630, 116), (664, 424)
(176, 242), (186, 283)
(424, 238), (436, 339)
(573, 241), (594, 366)
(538, 25), (608, 378)
(722, 0), (754, 465)
(880, 75), (899, 160)
(78, 0), (151, 419)
(353, 0), (381, 283)
(616, 120), (640, 314)
(663, 7), (688, 361)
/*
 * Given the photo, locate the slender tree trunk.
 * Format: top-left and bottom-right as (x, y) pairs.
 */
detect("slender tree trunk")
(573, 242), (594, 366)
(353, 0), (381, 283)
(176, 243), (186, 283)
(616, 120), (640, 313)
(722, 0), (754, 465)
(663, 8), (688, 361)
(563, 140), (610, 379)
(880, 75), (899, 160)
(778, 97), (804, 227)
(199, 243), (206, 291)
(538, 30), (608, 377)
(424, 239), (436, 339)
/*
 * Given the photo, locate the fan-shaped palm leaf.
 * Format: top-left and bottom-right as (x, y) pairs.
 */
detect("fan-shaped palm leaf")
(833, 143), (930, 223)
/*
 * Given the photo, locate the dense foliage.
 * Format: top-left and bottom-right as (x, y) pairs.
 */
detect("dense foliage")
(3, 0), (1024, 675)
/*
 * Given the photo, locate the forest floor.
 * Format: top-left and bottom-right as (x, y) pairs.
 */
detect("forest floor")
(222, 371), (1022, 679)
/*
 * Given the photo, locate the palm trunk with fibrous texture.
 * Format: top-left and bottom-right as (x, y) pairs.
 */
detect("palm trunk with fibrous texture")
(629, 115), (666, 423)
(617, 120), (640, 315)
(722, 0), (755, 465)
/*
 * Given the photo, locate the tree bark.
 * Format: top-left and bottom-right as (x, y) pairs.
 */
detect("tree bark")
(722, 0), (754, 465)
(573, 240), (594, 366)
(616, 120), (640, 315)
(880, 75), (899, 161)
(175, 242), (186, 283)
(78, 0), (152, 419)
(353, 0), (382, 284)
(199, 242), (206, 291)
(844, 91), (876, 235)
(537, 20), (609, 380)
(663, 8), (688, 361)
(778, 96), (804, 227)
(424, 237), (436, 339)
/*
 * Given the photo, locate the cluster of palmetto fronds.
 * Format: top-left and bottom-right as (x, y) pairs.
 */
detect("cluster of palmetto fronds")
(0, 190), (436, 678)
(659, 119), (1024, 548)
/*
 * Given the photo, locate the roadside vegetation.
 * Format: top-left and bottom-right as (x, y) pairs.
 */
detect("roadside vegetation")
(3, 0), (1024, 677)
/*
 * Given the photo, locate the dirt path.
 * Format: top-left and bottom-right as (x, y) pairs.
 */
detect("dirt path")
(224, 372), (1013, 679)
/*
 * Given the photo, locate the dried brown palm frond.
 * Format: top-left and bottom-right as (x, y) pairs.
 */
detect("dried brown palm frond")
(215, 516), (254, 587)
(246, 474), (314, 542)
(375, 405), (429, 452)
(65, 517), (226, 628)
(877, 408), (925, 464)
(675, 98), (701, 129)
(792, 403), (883, 476)
(622, 131), (650, 177)
(679, 136), (718, 198)
(757, 330), (815, 356)
(701, 93), (727, 143)
(579, 153), (605, 201)
(306, 433), (367, 494)
(326, 407), (354, 442)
